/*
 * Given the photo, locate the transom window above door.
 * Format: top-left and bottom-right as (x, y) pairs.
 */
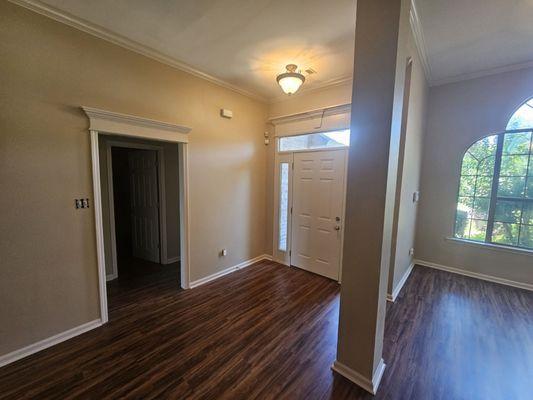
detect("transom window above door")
(278, 130), (350, 152)
(454, 99), (533, 250)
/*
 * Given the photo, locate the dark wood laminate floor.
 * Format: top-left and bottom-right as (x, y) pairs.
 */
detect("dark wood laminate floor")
(0, 261), (531, 399)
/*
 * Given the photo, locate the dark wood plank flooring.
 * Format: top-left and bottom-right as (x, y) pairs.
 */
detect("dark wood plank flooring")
(0, 261), (531, 399)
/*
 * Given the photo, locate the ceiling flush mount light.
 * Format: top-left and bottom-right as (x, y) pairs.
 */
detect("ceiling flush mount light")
(276, 64), (305, 95)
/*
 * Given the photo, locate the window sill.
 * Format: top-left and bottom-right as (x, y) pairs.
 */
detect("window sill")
(445, 237), (533, 256)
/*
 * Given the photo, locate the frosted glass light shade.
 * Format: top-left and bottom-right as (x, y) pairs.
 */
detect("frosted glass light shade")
(278, 76), (304, 94)
(276, 64), (305, 95)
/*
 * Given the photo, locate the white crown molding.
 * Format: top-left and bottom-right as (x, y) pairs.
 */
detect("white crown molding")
(430, 60), (533, 87)
(269, 75), (353, 104)
(7, 0), (355, 103)
(409, 0), (432, 83)
(409, 1), (533, 88)
(82, 106), (191, 142)
(8, 0), (267, 102)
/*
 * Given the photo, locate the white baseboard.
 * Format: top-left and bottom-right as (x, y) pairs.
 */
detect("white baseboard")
(189, 254), (272, 288)
(165, 256), (181, 264)
(414, 259), (533, 292)
(0, 319), (102, 368)
(106, 273), (118, 281)
(386, 262), (414, 302)
(332, 358), (386, 395)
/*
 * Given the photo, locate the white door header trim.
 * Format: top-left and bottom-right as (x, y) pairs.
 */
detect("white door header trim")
(82, 106), (191, 143)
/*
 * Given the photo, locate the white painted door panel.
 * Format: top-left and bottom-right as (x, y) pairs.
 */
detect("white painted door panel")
(291, 149), (346, 280)
(129, 150), (160, 263)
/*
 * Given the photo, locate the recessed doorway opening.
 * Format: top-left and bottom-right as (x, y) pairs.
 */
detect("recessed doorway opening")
(99, 137), (182, 317)
(83, 105), (191, 324)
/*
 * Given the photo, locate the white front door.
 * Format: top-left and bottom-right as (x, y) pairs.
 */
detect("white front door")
(291, 149), (347, 280)
(129, 150), (161, 263)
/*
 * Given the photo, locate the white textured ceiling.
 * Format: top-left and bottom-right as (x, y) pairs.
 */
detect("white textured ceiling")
(21, 0), (533, 98)
(37, 0), (356, 100)
(416, 0), (533, 84)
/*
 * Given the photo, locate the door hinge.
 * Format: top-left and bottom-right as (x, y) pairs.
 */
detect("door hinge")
(289, 250), (291, 257)
(290, 206), (293, 214)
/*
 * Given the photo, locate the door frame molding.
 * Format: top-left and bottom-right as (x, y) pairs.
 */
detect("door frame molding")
(272, 137), (348, 282)
(105, 140), (168, 281)
(83, 106), (191, 324)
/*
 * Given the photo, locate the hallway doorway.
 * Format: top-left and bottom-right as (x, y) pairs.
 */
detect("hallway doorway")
(100, 136), (182, 318)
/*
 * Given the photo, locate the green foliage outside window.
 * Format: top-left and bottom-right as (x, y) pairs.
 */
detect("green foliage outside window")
(454, 99), (533, 250)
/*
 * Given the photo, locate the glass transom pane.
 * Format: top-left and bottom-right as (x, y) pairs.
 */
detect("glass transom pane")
(279, 130), (350, 152)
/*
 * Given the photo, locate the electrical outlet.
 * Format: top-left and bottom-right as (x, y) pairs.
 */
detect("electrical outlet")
(409, 248), (415, 256)
(220, 248), (227, 257)
(413, 191), (420, 203)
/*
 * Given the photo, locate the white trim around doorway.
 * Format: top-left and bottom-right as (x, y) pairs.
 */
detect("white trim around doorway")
(272, 136), (348, 283)
(105, 140), (168, 281)
(83, 106), (191, 324)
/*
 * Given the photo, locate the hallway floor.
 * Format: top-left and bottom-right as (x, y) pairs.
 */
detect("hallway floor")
(107, 256), (181, 315)
(0, 261), (531, 399)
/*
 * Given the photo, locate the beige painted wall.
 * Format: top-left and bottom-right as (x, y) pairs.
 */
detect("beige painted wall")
(416, 67), (533, 285)
(269, 82), (353, 118)
(0, 2), (267, 356)
(98, 135), (181, 276)
(387, 32), (429, 295)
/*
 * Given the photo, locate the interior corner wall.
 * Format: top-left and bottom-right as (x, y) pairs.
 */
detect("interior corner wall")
(387, 29), (430, 295)
(264, 82), (353, 256)
(98, 135), (181, 276)
(0, 1), (268, 357)
(415, 67), (533, 285)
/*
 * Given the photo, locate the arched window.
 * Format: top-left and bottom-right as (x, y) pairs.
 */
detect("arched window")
(455, 99), (533, 249)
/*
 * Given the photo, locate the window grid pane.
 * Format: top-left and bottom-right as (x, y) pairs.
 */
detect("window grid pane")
(455, 130), (533, 250)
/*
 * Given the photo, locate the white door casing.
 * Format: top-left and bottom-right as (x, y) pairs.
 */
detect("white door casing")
(83, 106), (191, 324)
(129, 150), (161, 263)
(290, 149), (347, 280)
